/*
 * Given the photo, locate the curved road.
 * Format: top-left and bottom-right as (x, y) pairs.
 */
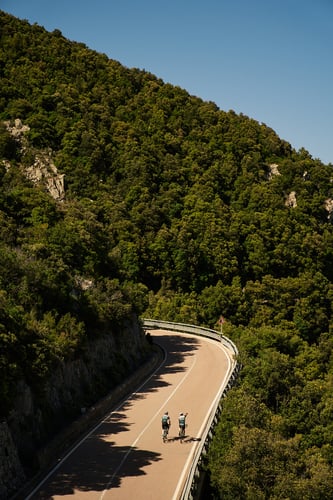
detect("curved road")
(28, 330), (233, 499)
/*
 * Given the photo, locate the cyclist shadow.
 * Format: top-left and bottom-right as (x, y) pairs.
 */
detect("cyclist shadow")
(167, 435), (202, 444)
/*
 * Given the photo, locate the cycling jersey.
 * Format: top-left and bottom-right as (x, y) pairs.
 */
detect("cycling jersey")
(179, 415), (186, 427)
(162, 415), (170, 428)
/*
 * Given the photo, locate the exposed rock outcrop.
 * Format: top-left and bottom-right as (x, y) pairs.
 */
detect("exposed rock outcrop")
(4, 118), (30, 141)
(285, 191), (297, 208)
(324, 198), (333, 220)
(25, 150), (65, 201)
(3, 118), (65, 201)
(267, 163), (281, 180)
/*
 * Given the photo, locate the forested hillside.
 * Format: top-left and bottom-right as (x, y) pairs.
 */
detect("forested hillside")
(1, 10), (333, 498)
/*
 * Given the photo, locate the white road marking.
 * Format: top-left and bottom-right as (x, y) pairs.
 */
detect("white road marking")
(25, 348), (167, 500)
(171, 337), (231, 500)
(100, 354), (197, 497)
(26, 332), (232, 500)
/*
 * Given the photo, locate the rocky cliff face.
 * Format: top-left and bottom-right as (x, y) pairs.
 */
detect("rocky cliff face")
(324, 198), (333, 220)
(2, 317), (151, 498)
(3, 118), (65, 201)
(25, 149), (65, 201)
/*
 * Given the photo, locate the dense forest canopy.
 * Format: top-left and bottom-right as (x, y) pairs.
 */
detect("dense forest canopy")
(1, 10), (333, 498)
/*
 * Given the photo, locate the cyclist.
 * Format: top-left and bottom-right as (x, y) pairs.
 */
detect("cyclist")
(161, 411), (171, 441)
(178, 412), (188, 440)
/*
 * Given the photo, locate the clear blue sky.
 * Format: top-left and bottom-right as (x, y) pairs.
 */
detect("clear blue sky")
(2, 0), (333, 164)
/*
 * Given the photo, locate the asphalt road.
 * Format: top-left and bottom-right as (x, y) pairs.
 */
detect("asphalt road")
(27, 330), (233, 499)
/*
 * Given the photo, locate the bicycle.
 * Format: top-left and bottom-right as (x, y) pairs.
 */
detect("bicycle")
(179, 425), (186, 443)
(162, 426), (169, 442)
(178, 412), (188, 443)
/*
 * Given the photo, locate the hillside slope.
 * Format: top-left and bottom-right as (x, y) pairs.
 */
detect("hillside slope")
(1, 10), (333, 499)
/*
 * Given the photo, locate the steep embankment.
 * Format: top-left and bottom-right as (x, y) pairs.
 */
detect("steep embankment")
(1, 318), (153, 499)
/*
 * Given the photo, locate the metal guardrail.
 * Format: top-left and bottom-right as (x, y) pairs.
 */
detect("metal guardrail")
(142, 319), (238, 356)
(142, 319), (240, 499)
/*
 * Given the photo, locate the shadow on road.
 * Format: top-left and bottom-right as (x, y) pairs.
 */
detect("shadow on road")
(139, 333), (200, 390)
(29, 333), (200, 498)
(167, 435), (202, 444)
(115, 334), (201, 410)
(32, 441), (162, 498)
